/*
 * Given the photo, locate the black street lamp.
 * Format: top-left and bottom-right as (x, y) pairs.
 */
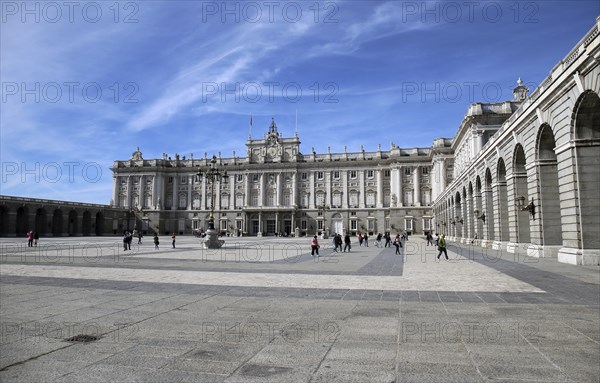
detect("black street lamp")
(196, 155), (229, 248)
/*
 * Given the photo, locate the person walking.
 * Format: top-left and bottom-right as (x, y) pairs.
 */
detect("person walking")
(123, 231), (129, 251)
(332, 235), (338, 252)
(426, 233), (434, 246)
(343, 234), (351, 252)
(393, 234), (402, 255)
(27, 231), (33, 247)
(137, 230), (143, 244)
(171, 233), (176, 248)
(153, 233), (160, 250)
(311, 235), (320, 257)
(336, 234), (343, 252)
(375, 233), (382, 247)
(385, 233), (391, 247)
(364, 233), (369, 247)
(33, 232), (39, 247)
(437, 234), (448, 262)
(358, 233), (363, 246)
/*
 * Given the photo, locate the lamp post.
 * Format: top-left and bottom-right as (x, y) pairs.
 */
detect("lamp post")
(317, 202), (330, 239)
(516, 196), (536, 220)
(196, 155), (229, 249)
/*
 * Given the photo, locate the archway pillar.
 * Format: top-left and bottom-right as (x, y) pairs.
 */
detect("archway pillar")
(556, 141), (600, 265)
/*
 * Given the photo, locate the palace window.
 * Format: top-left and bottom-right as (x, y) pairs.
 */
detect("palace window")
(404, 218), (413, 231)
(237, 174), (243, 182)
(350, 170), (357, 179)
(317, 220), (323, 230)
(301, 172), (308, 180)
(404, 190), (413, 206)
(367, 170), (374, 178)
(349, 192), (359, 207)
(332, 192), (342, 207)
(350, 220), (357, 230)
(221, 195), (229, 209)
(317, 171), (324, 180)
(422, 167), (429, 175)
(266, 193), (275, 207)
(366, 191), (375, 207)
(384, 170), (390, 177)
(333, 171), (340, 179)
(251, 193), (259, 206)
(301, 193), (309, 208)
(178, 195), (187, 209)
(421, 190), (431, 206)
(180, 176), (187, 184)
(252, 174), (259, 182)
(283, 193), (291, 206)
(168, 177), (173, 184)
(423, 218), (431, 231)
(301, 220), (307, 230)
(235, 194), (244, 208)
(316, 193), (325, 207)
(367, 219), (374, 231)
(193, 194), (201, 209)
(404, 167), (412, 176)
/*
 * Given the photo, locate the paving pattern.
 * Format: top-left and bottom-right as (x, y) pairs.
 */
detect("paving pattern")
(1, 236), (598, 382)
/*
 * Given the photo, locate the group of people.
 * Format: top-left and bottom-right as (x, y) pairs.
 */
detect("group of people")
(310, 231), (449, 261)
(26, 231), (39, 247)
(311, 232), (406, 257)
(331, 233), (352, 252)
(123, 230), (176, 251)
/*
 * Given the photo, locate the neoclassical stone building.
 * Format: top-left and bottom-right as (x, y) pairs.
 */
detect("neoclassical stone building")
(2, 18), (598, 268)
(110, 118), (441, 238)
(432, 19), (600, 265)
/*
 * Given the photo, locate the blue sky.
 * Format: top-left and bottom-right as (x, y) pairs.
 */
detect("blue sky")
(1, 1), (598, 204)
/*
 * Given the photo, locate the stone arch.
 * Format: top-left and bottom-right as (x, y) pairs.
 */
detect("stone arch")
(485, 168), (495, 241)
(536, 124), (562, 247)
(573, 90), (600, 250)
(454, 191), (463, 238)
(475, 176), (484, 240)
(35, 208), (48, 236)
(82, 211), (92, 236)
(52, 209), (63, 236)
(68, 210), (78, 236)
(467, 182), (475, 240)
(95, 212), (104, 236)
(513, 144), (531, 243)
(496, 158), (510, 242)
(0, 206), (9, 236)
(16, 206), (28, 236)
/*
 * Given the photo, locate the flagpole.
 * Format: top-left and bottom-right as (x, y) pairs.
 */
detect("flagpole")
(249, 113), (252, 140)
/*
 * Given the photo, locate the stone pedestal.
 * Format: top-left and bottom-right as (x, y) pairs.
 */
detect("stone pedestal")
(203, 229), (224, 249)
(558, 247), (600, 266)
(294, 227), (300, 238)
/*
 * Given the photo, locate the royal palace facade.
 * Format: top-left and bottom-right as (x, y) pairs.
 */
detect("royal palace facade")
(1, 18), (598, 265)
(109, 118), (447, 239)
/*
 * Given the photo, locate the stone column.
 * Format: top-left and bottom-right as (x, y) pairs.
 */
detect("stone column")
(390, 168), (399, 206)
(376, 169), (383, 208)
(398, 166), (403, 207)
(245, 174), (251, 206)
(112, 176), (119, 207)
(276, 173), (282, 206)
(292, 173), (297, 206)
(126, 176), (132, 208)
(259, 174), (265, 206)
(359, 171), (365, 208)
(309, 172), (315, 209)
(230, 174), (235, 209)
(342, 171), (348, 208)
(187, 175), (193, 210)
(414, 166), (421, 206)
(171, 175), (178, 210)
(326, 172), (332, 206)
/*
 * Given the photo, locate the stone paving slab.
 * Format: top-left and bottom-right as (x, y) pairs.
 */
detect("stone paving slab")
(1, 236), (598, 382)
